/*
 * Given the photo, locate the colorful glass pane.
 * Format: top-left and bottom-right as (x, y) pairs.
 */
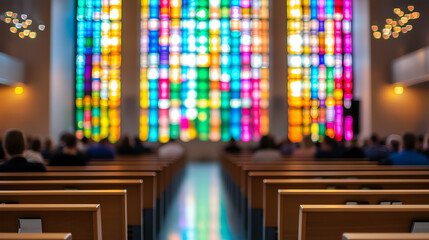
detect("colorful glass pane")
(140, 0), (270, 142)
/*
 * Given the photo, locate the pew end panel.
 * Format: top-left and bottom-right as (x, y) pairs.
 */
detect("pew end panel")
(298, 205), (429, 240)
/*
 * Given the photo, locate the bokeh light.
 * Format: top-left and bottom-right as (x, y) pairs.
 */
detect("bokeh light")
(372, 6), (420, 40)
(394, 86), (404, 95)
(2, 11), (45, 39)
(14, 86), (24, 95)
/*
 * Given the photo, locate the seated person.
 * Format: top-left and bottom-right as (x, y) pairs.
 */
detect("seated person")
(134, 137), (153, 154)
(224, 138), (242, 154)
(49, 133), (87, 166)
(363, 134), (389, 161)
(279, 138), (295, 155)
(292, 135), (316, 158)
(343, 137), (366, 158)
(314, 137), (343, 159)
(116, 135), (140, 155)
(25, 137), (45, 164)
(0, 138), (5, 160)
(424, 137), (429, 158)
(0, 129), (46, 172)
(41, 137), (54, 159)
(416, 135), (425, 154)
(158, 139), (185, 158)
(387, 139), (400, 154)
(86, 137), (116, 160)
(380, 133), (429, 166)
(252, 135), (282, 161)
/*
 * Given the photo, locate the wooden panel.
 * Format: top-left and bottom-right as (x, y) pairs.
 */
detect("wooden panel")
(0, 172), (156, 209)
(0, 180), (143, 226)
(343, 233), (429, 240)
(279, 190), (429, 240)
(248, 170), (429, 206)
(0, 204), (101, 240)
(0, 233), (72, 240)
(0, 190), (127, 240)
(298, 205), (429, 240)
(265, 179), (429, 228)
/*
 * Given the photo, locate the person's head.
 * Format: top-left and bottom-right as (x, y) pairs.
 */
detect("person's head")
(427, 137), (429, 150)
(369, 134), (379, 146)
(350, 137), (359, 148)
(59, 132), (70, 147)
(389, 140), (400, 153)
(81, 137), (89, 145)
(134, 136), (142, 145)
(43, 138), (53, 151)
(30, 138), (42, 152)
(259, 135), (276, 149)
(402, 133), (416, 151)
(118, 135), (132, 147)
(416, 135), (424, 151)
(62, 133), (77, 150)
(300, 135), (314, 149)
(321, 137), (337, 152)
(100, 137), (110, 145)
(3, 129), (26, 157)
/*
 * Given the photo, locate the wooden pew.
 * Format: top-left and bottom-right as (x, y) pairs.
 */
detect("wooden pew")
(298, 205), (429, 240)
(342, 233), (429, 240)
(279, 190), (429, 240)
(0, 204), (101, 240)
(0, 172), (156, 240)
(0, 190), (127, 240)
(0, 233), (72, 240)
(247, 171), (429, 240)
(0, 179), (142, 240)
(87, 154), (187, 233)
(44, 164), (171, 237)
(264, 179), (429, 240)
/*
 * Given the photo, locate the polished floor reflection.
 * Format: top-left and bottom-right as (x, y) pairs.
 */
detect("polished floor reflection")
(159, 162), (244, 240)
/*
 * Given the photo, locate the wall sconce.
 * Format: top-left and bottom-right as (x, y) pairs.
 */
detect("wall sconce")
(394, 86), (404, 95)
(14, 85), (24, 95)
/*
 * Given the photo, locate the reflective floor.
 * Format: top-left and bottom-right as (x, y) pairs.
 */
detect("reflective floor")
(159, 162), (244, 240)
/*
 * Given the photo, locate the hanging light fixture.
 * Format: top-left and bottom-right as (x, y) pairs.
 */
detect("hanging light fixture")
(1, 11), (45, 39)
(371, 5), (420, 40)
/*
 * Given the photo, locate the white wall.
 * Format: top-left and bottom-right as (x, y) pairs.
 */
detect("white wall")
(49, 0), (75, 141)
(353, 0), (372, 139)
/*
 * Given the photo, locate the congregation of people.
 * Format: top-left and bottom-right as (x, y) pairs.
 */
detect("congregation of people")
(0, 129), (187, 172)
(1, 128), (428, 173)
(225, 133), (429, 165)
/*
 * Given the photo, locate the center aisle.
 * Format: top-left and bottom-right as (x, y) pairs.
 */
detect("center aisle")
(159, 162), (244, 240)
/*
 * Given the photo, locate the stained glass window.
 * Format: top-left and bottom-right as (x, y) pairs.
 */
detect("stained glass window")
(287, 0), (353, 142)
(140, 0), (270, 143)
(76, 0), (122, 142)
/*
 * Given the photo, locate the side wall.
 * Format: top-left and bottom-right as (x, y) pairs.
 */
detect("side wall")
(0, 0), (51, 139)
(370, 0), (429, 136)
(50, 0), (75, 141)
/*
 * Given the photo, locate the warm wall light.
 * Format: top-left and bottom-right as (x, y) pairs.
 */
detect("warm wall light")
(394, 86), (404, 95)
(14, 86), (24, 95)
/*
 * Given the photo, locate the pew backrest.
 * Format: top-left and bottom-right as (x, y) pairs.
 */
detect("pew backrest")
(299, 205), (429, 240)
(0, 204), (101, 240)
(264, 179), (429, 229)
(0, 233), (72, 240)
(342, 233), (429, 240)
(0, 190), (127, 240)
(279, 190), (429, 240)
(0, 172), (156, 209)
(0, 179), (142, 227)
